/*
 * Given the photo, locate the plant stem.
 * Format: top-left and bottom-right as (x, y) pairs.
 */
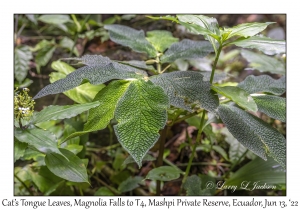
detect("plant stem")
(14, 174), (33, 195)
(156, 126), (169, 196)
(209, 44), (223, 83)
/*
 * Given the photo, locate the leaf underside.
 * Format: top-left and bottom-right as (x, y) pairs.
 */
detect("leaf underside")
(227, 22), (274, 39)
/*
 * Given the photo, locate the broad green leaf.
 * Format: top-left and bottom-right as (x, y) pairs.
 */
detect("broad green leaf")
(14, 127), (64, 157)
(122, 154), (156, 166)
(212, 85), (258, 112)
(45, 148), (89, 183)
(63, 144), (83, 155)
(50, 61), (105, 104)
(218, 105), (286, 168)
(59, 37), (79, 56)
(241, 49), (285, 74)
(146, 15), (179, 23)
(226, 157), (285, 187)
(238, 75), (286, 95)
(146, 166), (181, 181)
(29, 170), (55, 193)
(229, 36), (286, 55)
(95, 187), (114, 196)
(14, 139), (28, 162)
(35, 40), (56, 73)
(65, 80), (131, 141)
(183, 175), (211, 196)
(114, 80), (169, 167)
(146, 30), (179, 52)
(104, 24), (157, 57)
(150, 71), (219, 113)
(32, 101), (100, 124)
(14, 46), (32, 83)
(118, 176), (143, 193)
(160, 39), (213, 63)
(253, 95), (286, 122)
(33, 55), (146, 99)
(38, 15), (71, 25)
(226, 22), (274, 39)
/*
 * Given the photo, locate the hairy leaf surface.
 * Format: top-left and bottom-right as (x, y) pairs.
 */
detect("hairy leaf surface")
(146, 30), (179, 52)
(150, 71), (218, 113)
(114, 80), (169, 167)
(183, 175), (211, 196)
(218, 105), (286, 168)
(238, 75), (286, 95)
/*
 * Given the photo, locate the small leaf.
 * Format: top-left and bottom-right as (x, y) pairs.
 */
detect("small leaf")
(161, 39), (213, 63)
(14, 139), (28, 162)
(59, 37), (79, 56)
(238, 75), (286, 95)
(45, 148), (89, 183)
(35, 42), (56, 73)
(63, 144), (83, 155)
(183, 175), (211, 196)
(147, 15), (178, 23)
(114, 80), (169, 167)
(25, 14), (38, 25)
(212, 85), (258, 112)
(32, 101), (100, 124)
(229, 36), (286, 55)
(253, 95), (286, 122)
(14, 46), (33, 83)
(123, 154), (156, 166)
(38, 15), (71, 25)
(95, 187), (114, 196)
(241, 49), (285, 74)
(226, 22), (274, 39)
(146, 30), (179, 52)
(146, 166), (181, 181)
(218, 105), (286, 168)
(118, 176), (143, 193)
(104, 24), (157, 57)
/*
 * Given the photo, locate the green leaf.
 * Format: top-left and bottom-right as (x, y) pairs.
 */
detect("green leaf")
(241, 49), (285, 74)
(35, 41), (56, 73)
(29, 170), (55, 193)
(104, 24), (157, 57)
(226, 22), (274, 39)
(38, 15), (71, 25)
(199, 71), (228, 83)
(26, 14), (38, 25)
(238, 75), (286, 95)
(114, 80), (169, 167)
(150, 71), (219, 113)
(218, 105), (286, 168)
(212, 145), (229, 161)
(146, 166), (181, 181)
(183, 175), (211, 195)
(118, 60), (155, 71)
(14, 139), (28, 162)
(160, 39), (213, 63)
(14, 127), (64, 157)
(212, 85), (257, 112)
(226, 157), (285, 187)
(174, 59), (189, 71)
(59, 37), (79, 56)
(32, 101), (100, 124)
(253, 95), (286, 122)
(14, 46), (33, 83)
(33, 55), (146, 99)
(123, 154), (156, 166)
(45, 148), (89, 183)
(229, 36), (286, 55)
(95, 187), (114, 196)
(118, 176), (143, 193)
(63, 144), (83, 155)
(146, 30), (179, 52)
(146, 15), (178, 23)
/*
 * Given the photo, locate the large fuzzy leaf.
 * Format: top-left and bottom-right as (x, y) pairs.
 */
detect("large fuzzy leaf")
(238, 75), (286, 95)
(241, 49), (285, 74)
(183, 175), (211, 196)
(14, 46), (33, 83)
(114, 80), (169, 167)
(226, 22), (274, 39)
(218, 105), (286, 168)
(104, 24), (157, 57)
(150, 71), (219, 113)
(33, 55), (146, 99)
(160, 39), (214, 63)
(253, 95), (286, 122)
(229, 36), (286, 55)
(146, 30), (179, 52)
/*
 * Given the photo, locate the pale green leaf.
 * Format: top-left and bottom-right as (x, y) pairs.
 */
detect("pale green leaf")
(229, 36), (286, 55)
(150, 71), (219, 113)
(25, 14), (38, 25)
(212, 145), (229, 161)
(123, 154), (156, 166)
(160, 39), (213, 63)
(14, 139), (28, 162)
(33, 55), (146, 99)
(32, 101), (100, 124)
(226, 22), (274, 39)
(14, 46), (32, 83)
(29, 169), (55, 193)
(59, 37), (79, 56)
(146, 15), (178, 23)
(38, 15), (71, 25)
(146, 30), (179, 52)
(183, 175), (211, 196)
(14, 127), (64, 157)
(241, 49), (285, 74)
(114, 80), (169, 167)
(62, 144), (83, 155)
(45, 148), (89, 183)
(174, 59), (189, 71)
(118, 176), (143, 193)
(212, 85), (258, 112)
(95, 187), (114, 196)
(253, 95), (286, 122)
(35, 44), (56, 72)
(218, 105), (286, 168)
(238, 75), (286, 95)
(104, 24), (157, 57)
(146, 166), (181, 181)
